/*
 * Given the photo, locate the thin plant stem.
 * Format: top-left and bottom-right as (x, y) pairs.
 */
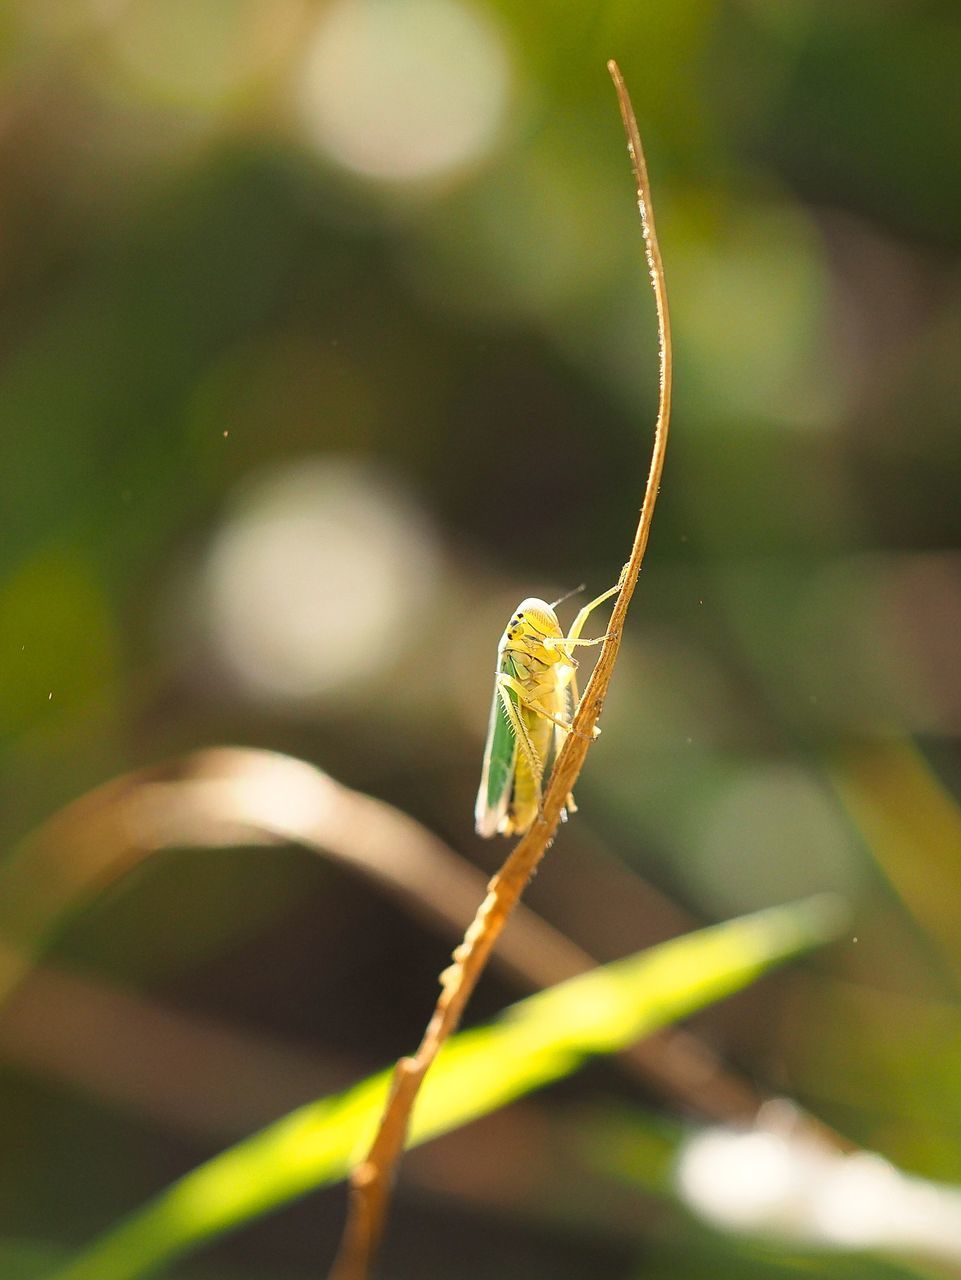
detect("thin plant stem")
(327, 59), (673, 1280)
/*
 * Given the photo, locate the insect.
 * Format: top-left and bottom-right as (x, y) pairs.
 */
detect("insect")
(474, 582), (620, 837)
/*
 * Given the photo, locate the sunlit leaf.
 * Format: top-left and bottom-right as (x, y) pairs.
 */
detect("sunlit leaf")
(48, 893), (843, 1280)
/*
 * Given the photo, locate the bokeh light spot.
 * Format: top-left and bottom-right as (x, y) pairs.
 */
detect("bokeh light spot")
(103, 0), (303, 112)
(202, 458), (440, 705)
(297, 0), (511, 182)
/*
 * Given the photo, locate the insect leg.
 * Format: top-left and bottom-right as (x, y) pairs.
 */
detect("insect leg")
(495, 676), (544, 781)
(498, 672), (592, 740)
(551, 666), (601, 741)
(567, 579), (622, 645)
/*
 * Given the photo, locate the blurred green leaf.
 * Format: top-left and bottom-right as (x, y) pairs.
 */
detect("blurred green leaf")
(48, 894), (842, 1280)
(0, 546), (116, 740)
(0, 1238), (301, 1280)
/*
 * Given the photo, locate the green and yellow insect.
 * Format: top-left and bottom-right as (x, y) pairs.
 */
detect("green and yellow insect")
(474, 583), (620, 837)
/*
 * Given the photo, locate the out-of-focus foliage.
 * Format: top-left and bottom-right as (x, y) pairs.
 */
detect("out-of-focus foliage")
(1, 0), (960, 1277)
(50, 897), (841, 1280)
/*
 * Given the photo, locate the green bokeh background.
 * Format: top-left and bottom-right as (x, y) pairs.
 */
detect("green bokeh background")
(1, 1), (960, 1276)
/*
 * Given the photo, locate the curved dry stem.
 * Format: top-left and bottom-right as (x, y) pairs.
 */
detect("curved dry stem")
(328, 61), (673, 1280)
(0, 747), (761, 1127)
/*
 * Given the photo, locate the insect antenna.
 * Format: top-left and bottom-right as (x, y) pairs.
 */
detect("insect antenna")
(549, 582), (586, 610)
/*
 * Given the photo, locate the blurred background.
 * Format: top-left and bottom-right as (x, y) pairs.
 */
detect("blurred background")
(1, 1), (960, 1276)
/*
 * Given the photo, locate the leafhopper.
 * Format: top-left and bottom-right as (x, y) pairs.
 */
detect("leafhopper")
(474, 583), (620, 837)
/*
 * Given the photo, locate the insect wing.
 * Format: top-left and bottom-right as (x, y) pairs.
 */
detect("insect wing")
(474, 648), (519, 837)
